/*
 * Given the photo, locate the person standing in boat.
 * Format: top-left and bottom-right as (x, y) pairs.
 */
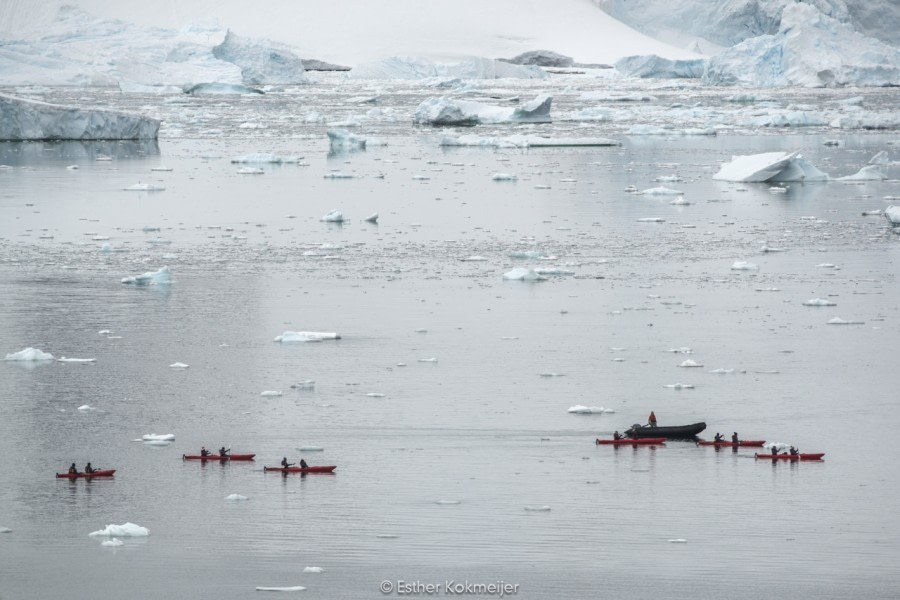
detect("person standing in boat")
(218, 446), (229, 457)
(68, 463), (78, 475)
(648, 411), (658, 428)
(281, 457), (294, 469)
(732, 432), (739, 445)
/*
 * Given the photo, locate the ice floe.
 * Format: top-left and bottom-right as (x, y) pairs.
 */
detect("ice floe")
(439, 134), (620, 148)
(884, 206), (900, 225)
(261, 391), (283, 397)
(169, 362), (189, 369)
(731, 261), (758, 270)
(255, 586), (306, 592)
(124, 183), (165, 191)
(303, 567), (324, 573)
(327, 128), (368, 152)
(502, 268), (545, 281)
(568, 405), (614, 414)
(89, 523), (150, 537)
(827, 317), (865, 325)
(5, 347), (54, 361)
(225, 494), (249, 501)
(803, 298), (836, 306)
(121, 266), (171, 285)
(836, 166), (888, 181)
(639, 186), (683, 195)
(237, 167), (264, 175)
(57, 357), (96, 363)
(320, 209), (345, 222)
(142, 434), (175, 442)
(663, 383), (694, 389)
(678, 359), (703, 367)
(231, 153), (302, 164)
(275, 331), (341, 342)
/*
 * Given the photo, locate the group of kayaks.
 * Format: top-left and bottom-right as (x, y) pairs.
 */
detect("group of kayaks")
(57, 452), (337, 478)
(595, 421), (825, 461)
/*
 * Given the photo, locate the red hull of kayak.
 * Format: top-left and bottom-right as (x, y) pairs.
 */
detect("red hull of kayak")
(183, 454), (255, 461)
(698, 440), (766, 447)
(596, 438), (666, 445)
(755, 453), (825, 461)
(56, 469), (116, 479)
(264, 466), (336, 473)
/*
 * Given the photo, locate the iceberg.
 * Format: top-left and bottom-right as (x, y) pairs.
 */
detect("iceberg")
(274, 331), (341, 342)
(5, 347), (54, 361)
(101, 538), (124, 547)
(121, 266), (171, 285)
(303, 567), (324, 573)
(320, 209), (345, 223)
(415, 95), (552, 126)
(731, 261), (758, 270)
(704, 4), (900, 87)
(502, 50), (574, 67)
(502, 268), (546, 281)
(836, 166), (888, 181)
(327, 129), (367, 152)
(349, 55), (547, 80)
(89, 523), (150, 537)
(615, 55), (705, 79)
(255, 586), (306, 592)
(884, 206), (900, 226)
(0, 94), (159, 141)
(183, 82), (263, 95)
(212, 30), (306, 84)
(712, 151), (829, 183)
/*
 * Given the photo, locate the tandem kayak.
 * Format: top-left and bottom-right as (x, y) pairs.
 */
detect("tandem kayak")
(625, 422), (706, 439)
(182, 454), (255, 461)
(56, 469), (116, 479)
(755, 453), (825, 461)
(263, 466), (337, 473)
(596, 438), (666, 445)
(697, 440), (766, 447)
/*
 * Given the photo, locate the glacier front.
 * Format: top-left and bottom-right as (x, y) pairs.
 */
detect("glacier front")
(0, 94), (160, 141)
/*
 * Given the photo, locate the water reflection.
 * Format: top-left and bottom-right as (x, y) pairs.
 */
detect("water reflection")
(0, 140), (160, 165)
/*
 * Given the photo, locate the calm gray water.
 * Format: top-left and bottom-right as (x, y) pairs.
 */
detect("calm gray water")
(1, 78), (900, 599)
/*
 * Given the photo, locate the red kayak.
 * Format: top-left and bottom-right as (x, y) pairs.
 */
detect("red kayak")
(263, 465), (336, 473)
(698, 440), (766, 447)
(596, 438), (666, 445)
(755, 453), (825, 461)
(183, 454), (255, 461)
(56, 469), (116, 479)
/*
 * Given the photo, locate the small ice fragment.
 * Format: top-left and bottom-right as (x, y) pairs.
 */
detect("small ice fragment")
(367, 392), (385, 397)
(261, 391), (283, 397)
(827, 317), (864, 325)
(238, 167), (265, 175)
(58, 357), (96, 363)
(524, 506), (551, 512)
(255, 586), (306, 592)
(89, 523), (150, 537)
(298, 446), (324, 452)
(225, 494), (249, 501)
(101, 538), (124, 547)
(414, 328), (427, 333)
(0, 527), (12, 533)
(364, 212), (379, 223)
(679, 360), (703, 367)
(124, 183), (165, 191)
(668, 539), (688, 543)
(376, 534), (398, 539)
(320, 209), (345, 222)
(435, 500), (461, 505)
(663, 383), (694, 389)
(77, 405), (95, 411)
(803, 298), (836, 306)
(290, 380), (316, 389)
(5, 347), (54, 361)
(637, 217), (665, 223)
(568, 405), (613, 414)
(709, 368), (734, 374)
(731, 261), (758, 270)
(640, 186), (683, 195)
(169, 362), (189, 369)
(142, 434), (175, 441)
(492, 173), (517, 181)
(418, 357), (438, 363)
(275, 331), (340, 342)
(303, 567), (324, 573)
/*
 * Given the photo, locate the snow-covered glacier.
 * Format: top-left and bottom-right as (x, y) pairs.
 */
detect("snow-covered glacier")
(0, 94), (159, 140)
(704, 4), (900, 87)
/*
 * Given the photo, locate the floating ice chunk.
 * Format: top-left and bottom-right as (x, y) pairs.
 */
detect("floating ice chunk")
(225, 494), (249, 501)
(884, 206), (900, 226)
(367, 392), (385, 397)
(816, 263), (837, 269)
(143, 440), (172, 446)
(414, 94), (551, 126)
(461, 255), (487, 262)
(640, 186), (683, 196)
(628, 125), (715, 136)
(502, 268), (546, 281)
(418, 357), (438, 363)
(435, 500), (461, 505)
(89, 523), (150, 537)
(668, 347), (693, 354)
(804, 298), (836, 306)
(349, 55), (546, 80)
(275, 331), (341, 342)
(713, 152), (799, 183)
(760, 246), (786, 253)
(679, 360), (703, 368)
(77, 405), (95, 411)
(101, 538), (124, 547)
(0, 94), (160, 140)
(121, 266), (170, 285)
(836, 166), (888, 181)
(731, 261), (758, 270)
(534, 268), (574, 276)
(231, 153), (300, 164)
(663, 383), (694, 389)
(290, 380), (316, 390)
(0, 527), (11, 533)
(524, 506), (552, 512)
(151, 166), (172, 172)
(492, 173), (517, 181)
(709, 368), (734, 374)
(364, 213), (379, 223)
(261, 391), (283, 397)
(255, 586), (306, 592)
(303, 567), (324, 573)
(169, 362), (189, 369)
(637, 217), (665, 223)
(298, 446), (324, 452)
(212, 30), (306, 85)
(58, 357), (96, 363)
(827, 317), (865, 325)
(327, 128), (367, 153)
(320, 210), (344, 222)
(142, 434), (175, 441)
(5, 347), (54, 361)
(568, 405), (613, 414)
(124, 183), (165, 191)
(668, 539), (688, 543)
(238, 167), (264, 175)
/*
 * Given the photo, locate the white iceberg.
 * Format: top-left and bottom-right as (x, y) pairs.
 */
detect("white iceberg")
(713, 152), (796, 183)
(274, 331), (341, 342)
(89, 522), (150, 537)
(678, 359), (703, 367)
(5, 347), (54, 361)
(303, 567), (324, 573)
(1, 93), (159, 141)
(57, 357), (96, 363)
(836, 166), (888, 181)
(121, 266), (171, 285)
(225, 494), (249, 501)
(731, 261), (758, 270)
(320, 209), (345, 222)
(492, 173), (517, 181)
(212, 30), (305, 85)
(327, 129), (367, 152)
(803, 298), (836, 306)
(502, 268), (546, 281)
(414, 94), (551, 126)
(615, 55), (705, 79)
(169, 362), (189, 369)
(364, 213), (379, 223)
(261, 391), (283, 397)
(142, 434), (175, 441)
(884, 206), (900, 226)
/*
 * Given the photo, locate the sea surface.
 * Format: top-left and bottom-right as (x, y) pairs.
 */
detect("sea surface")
(1, 75), (899, 600)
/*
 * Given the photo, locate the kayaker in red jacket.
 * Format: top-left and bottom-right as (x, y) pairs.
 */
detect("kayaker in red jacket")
(648, 411), (657, 428)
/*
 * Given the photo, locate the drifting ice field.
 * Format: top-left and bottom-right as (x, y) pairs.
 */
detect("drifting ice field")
(1, 76), (899, 599)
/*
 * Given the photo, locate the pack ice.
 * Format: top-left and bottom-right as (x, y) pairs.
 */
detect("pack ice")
(0, 94), (159, 141)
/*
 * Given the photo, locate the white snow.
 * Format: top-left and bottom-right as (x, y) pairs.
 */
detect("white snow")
(274, 331), (341, 342)
(121, 266), (171, 285)
(5, 347), (54, 361)
(1, 93), (159, 141)
(89, 522), (150, 537)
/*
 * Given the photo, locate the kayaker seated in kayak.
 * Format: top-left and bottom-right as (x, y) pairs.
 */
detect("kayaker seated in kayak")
(732, 432), (739, 444)
(648, 411), (657, 428)
(714, 432), (724, 442)
(85, 462), (95, 474)
(200, 447), (210, 457)
(789, 446), (799, 456)
(219, 446), (229, 457)
(613, 431), (623, 440)
(300, 459), (308, 469)
(68, 463), (78, 475)
(281, 457), (294, 469)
